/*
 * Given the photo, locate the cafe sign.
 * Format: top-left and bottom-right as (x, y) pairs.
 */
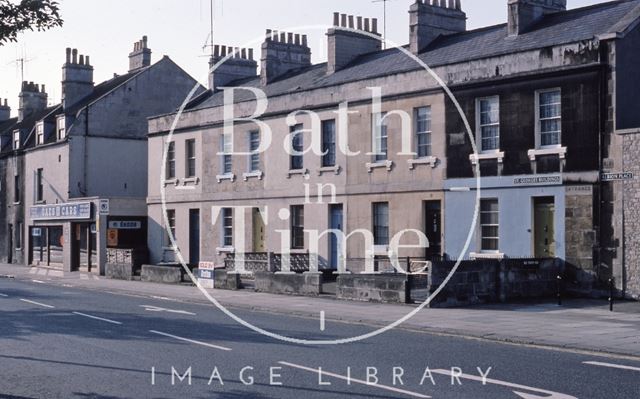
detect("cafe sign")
(30, 202), (92, 221)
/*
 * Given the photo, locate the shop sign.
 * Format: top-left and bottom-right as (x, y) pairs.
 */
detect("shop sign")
(108, 221), (142, 230)
(107, 229), (119, 247)
(513, 175), (562, 185)
(30, 202), (91, 221)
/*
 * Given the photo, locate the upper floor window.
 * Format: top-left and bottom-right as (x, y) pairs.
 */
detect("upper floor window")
(290, 124), (304, 170)
(249, 131), (260, 172)
(373, 202), (389, 246)
(290, 205), (305, 249)
(415, 107), (432, 158)
(57, 117), (66, 140)
(36, 169), (44, 202)
(13, 131), (20, 150)
(13, 174), (20, 203)
(537, 89), (562, 148)
(372, 113), (388, 162)
(477, 96), (500, 152)
(220, 134), (232, 175)
(222, 208), (233, 247)
(166, 142), (176, 179)
(480, 199), (499, 252)
(321, 120), (336, 167)
(185, 139), (196, 178)
(36, 123), (44, 145)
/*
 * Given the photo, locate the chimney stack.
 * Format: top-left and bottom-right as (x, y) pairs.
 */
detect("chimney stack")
(508, 0), (566, 36)
(208, 45), (258, 91)
(327, 13), (382, 75)
(129, 35), (152, 72)
(0, 99), (10, 122)
(409, 0), (466, 54)
(62, 47), (94, 110)
(261, 29), (312, 85)
(19, 82), (48, 122)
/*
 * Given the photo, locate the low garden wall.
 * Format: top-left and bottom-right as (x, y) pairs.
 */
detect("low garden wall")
(254, 271), (322, 296)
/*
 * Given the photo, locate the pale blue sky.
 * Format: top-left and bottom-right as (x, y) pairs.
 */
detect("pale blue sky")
(0, 0), (605, 116)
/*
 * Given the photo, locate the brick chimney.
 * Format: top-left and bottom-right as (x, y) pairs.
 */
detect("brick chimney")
(62, 48), (94, 110)
(129, 36), (152, 72)
(327, 13), (382, 75)
(409, 0), (466, 54)
(508, 0), (566, 36)
(0, 99), (10, 122)
(209, 45), (258, 91)
(19, 82), (48, 122)
(261, 30), (311, 86)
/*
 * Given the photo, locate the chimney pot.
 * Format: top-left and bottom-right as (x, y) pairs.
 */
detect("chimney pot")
(333, 12), (340, 26)
(143, 35), (148, 48)
(341, 14), (347, 28)
(249, 48), (254, 60)
(410, 0), (466, 53)
(294, 34), (301, 45)
(66, 47), (71, 63)
(79, 54), (85, 65)
(85, 55), (90, 66)
(266, 29), (273, 41)
(357, 16), (363, 31)
(348, 15), (355, 28)
(302, 34), (308, 47)
(241, 48), (247, 58)
(280, 32), (286, 42)
(372, 18), (378, 33)
(72, 49), (78, 64)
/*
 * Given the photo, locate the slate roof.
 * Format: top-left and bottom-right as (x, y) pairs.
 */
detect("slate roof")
(186, 0), (640, 111)
(0, 105), (60, 153)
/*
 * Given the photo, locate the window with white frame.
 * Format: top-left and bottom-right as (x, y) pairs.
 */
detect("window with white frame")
(480, 199), (499, 252)
(537, 89), (562, 147)
(415, 107), (432, 158)
(249, 131), (260, 172)
(13, 131), (20, 149)
(36, 123), (44, 145)
(372, 112), (388, 162)
(220, 134), (232, 175)
(477, 97), (500, 152)
(185, 139), (196, 178)
(222, 208), (233, 247)
(57, 117), (66, 140)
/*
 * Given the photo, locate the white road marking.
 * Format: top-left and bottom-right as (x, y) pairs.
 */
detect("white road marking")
(151, 295), (179, 302)
(430, 369), (577, 399)
(31, 280), (46, 284)
(149, 330), (232, 351)
(0, 293), (8, 297)
(19, 299), (55, 309)
(278, 361), (431, 399)
(583, 361), (640, 372)
(320, 311), (325, 331)
(140, 305), (196, 316)
(72, 312), (122, 325)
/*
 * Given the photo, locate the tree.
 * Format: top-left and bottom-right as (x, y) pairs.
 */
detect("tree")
(0, 0), (63, 45)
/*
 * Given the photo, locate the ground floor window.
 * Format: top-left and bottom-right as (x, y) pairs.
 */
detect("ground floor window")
(30, 226), (64, 267)
(480, 199), (499, 252)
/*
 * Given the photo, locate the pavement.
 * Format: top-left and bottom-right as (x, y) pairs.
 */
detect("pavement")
(3, 267), (640, 399)
(1, 263), (639, 359)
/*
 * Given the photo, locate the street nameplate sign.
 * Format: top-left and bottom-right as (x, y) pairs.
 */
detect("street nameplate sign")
(30, 202), (92, 221)
(601, 172), (634, 182)
(108, 221), (142, 230)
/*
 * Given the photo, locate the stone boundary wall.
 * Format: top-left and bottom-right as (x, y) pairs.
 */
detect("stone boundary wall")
(214, 270), (242, 290)
(254, 271), (322, 296)
(336, 274), (408, 303)
(141, 264), (182, 284)
(105, 263), (135, 281)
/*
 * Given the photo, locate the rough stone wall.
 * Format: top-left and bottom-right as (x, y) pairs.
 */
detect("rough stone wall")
(564, 187), (597, 288)
(622, 134), (640, 299)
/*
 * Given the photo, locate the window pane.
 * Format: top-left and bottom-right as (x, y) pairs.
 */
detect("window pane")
(322, 120), (336, 167)
(480, 199), (499, 252)
(373, 202), (389, 245)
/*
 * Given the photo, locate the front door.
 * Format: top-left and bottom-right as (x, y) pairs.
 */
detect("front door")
(189, 209), (200, 266)
(424, 201), (442, 258)
(329, 204), (344, 269)
(534, 197), (556, 258)
(252, 208), (266, 252)
(7, 224), (13, 264)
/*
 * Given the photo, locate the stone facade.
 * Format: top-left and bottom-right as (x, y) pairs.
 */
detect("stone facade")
(622, 133), (640, 299)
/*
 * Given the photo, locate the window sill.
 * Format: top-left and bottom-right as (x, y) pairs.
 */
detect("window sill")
(163, 178), (180, 187)
(216, 174), (235, 183)
(318, 165), (341, 176)
(470, 252), (505, 260)
(183, 177), (200, 186)
(366, 160), (393, 173)
(408, 156), (438, 169)
(469, 151), (505, 165)
(287, 169), (309, 179)
(216, 247), (235, 254)
(289, 249), (308, 254)
(243, 171), (263, 181)
(528, 146), (567, 161)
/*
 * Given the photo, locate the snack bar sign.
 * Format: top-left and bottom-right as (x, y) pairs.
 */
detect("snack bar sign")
(30, 202), (92, 221)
